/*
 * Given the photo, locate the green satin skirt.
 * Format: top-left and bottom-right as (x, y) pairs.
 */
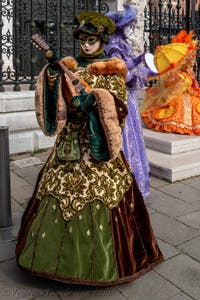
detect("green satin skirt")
(16, 176), (163, 286)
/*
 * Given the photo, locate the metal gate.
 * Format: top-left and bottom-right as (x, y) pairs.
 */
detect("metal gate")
(0, 0), (109, 91)
(144, 0), (200, 82)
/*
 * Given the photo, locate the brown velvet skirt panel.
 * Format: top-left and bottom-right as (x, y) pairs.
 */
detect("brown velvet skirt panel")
(15, 166), (45, 258)
(16, 159), (163, 285)
(111, 179), (163, 279)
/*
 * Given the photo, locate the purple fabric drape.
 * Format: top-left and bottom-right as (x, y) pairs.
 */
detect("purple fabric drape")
(105, 31), (150, 199)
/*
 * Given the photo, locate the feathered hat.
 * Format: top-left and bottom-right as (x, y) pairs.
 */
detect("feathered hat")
(73, 11), (115, 44)
(106, 4), (138, 29)
(171, 30), (196, 45)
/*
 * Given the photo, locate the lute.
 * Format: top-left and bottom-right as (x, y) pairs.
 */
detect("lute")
(31, 34), (91, 100)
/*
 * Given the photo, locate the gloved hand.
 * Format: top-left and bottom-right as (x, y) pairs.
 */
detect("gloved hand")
(45, 48), (59, 65)
(131, 53), (145, 68)
(125, 53), (145, 71)
(71, 89), (95, 111)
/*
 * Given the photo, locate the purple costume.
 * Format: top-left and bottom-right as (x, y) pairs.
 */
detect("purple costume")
(105, 5), (152, 199)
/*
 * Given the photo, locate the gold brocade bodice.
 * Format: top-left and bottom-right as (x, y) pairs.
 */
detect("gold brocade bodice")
(36, 71), (132, 222)
(75, 67), (128, 104)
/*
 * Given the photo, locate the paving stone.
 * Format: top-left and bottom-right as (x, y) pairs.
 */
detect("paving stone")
(12, 157), (43, 168)
(116, 270), (179, 300)
(10, 161), (19, 171)
(10, 153), (32, 161)
(176, 211), (200, 229)
(168, 292), (193, 300)
(0, 295), (28, 300)
(193, 200), (200, 209)
(33, 149), (51, 162)
(0, 240), (16, 263)
(145, 187), (163, 205)
(11, 199), (24, 215)
(181, 176), (200, 191)
(147, 192), (198, 218)
(0, 287), (61, 300)
(10, 172), (34, 205)
(34, 296), (60, 300)
(146, 206), (156, 215)
(35, 164), (45, 171)
(150, 176), (170, 188)
(0, 260), (121, 300)
(0, 259), (82, 300)
(14, 165), (41, 186)
(158, 182), (200, 203)
(157, 239), (180, 260)
(150, 212), (199, 246)
(11, 212), (22, 238)
(0, 259), (53, 288)
(155, 254), (200, 300)
(177, 235), (200, 262)
(74, 287), (125, 300)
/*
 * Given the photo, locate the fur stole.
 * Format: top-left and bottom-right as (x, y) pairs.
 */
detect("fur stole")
(91, 88), (122, 160)
(61, 56), (127, 78)
(35, 65), (67, 136)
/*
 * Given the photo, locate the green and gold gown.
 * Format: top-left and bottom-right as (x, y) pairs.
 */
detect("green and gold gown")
(16, 54), (163, 286)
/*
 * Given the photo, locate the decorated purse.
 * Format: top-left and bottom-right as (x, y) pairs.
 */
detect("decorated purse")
(57, 131), (80, 161)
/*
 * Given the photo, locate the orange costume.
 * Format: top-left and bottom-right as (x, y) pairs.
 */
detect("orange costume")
(140, 30), (200, 135)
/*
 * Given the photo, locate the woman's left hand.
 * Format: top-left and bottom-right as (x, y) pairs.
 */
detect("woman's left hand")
(71, 89), (95, 111)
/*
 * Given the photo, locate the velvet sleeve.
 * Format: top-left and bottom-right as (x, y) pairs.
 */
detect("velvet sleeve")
(71, 91), (110, 161)
(35, 65), (67, 136)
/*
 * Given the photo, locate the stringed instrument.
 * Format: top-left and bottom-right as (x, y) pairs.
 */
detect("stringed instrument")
(31, 34), (91, 103)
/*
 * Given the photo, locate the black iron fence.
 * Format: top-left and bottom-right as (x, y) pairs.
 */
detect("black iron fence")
(144, 0), (200, 82)
(0, 0), (109, 92)
(1, 0), (200, 92)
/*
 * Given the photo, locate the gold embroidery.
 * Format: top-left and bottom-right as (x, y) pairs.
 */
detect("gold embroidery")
(86, 229), (91, 236)
(196, 103), (200, 114)
(183, 94), (192, 125)
(96, 203), (100, 210)
(41, 232), (46, 239)
(154, 105), (176, 120)
(36, 72), (131, 221)
(76, 68), (128, 105)
(52, 204), (56, 210)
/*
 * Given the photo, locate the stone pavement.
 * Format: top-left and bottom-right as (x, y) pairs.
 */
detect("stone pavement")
(0, 149), (200, 300)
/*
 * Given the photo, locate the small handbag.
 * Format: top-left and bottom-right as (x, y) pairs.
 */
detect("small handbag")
(56, 131), (81, 161)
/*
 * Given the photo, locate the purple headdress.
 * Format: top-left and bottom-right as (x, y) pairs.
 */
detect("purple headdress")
(105, 4), (157, 87)
(106, 4), (138, 29)
(105, 5), (139, 71)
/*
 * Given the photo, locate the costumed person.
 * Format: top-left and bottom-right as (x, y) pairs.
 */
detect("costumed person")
(105, 5), (157, 199)
(140, 30), (200, 135)
(16, 10), (163, 286)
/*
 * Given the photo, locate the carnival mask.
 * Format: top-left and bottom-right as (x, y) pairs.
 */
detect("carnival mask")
(79, 34), (101, 55)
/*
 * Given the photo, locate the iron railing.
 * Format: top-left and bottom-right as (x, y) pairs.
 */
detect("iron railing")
(2, 0), (200, 91)
(144, 0), (200, 82)
(0, 0), (109, 92)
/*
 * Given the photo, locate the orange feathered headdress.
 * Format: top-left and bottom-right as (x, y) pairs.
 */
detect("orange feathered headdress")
(171, 30), (198, 51)
(171, 30), (194, 44)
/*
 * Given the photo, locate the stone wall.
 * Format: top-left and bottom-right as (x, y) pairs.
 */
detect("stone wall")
(0, 92), (56, 154)
(124, 0), (146, 55)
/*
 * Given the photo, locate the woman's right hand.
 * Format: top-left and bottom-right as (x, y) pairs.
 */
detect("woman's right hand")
(46, 48), (59, 65)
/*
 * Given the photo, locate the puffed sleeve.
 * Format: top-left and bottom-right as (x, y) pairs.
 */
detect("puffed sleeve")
(35, 65), (67, 136)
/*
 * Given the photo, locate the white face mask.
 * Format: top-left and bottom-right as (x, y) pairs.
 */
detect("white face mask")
(79, 34), (101, 55)
(124, 24), (135, 39)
